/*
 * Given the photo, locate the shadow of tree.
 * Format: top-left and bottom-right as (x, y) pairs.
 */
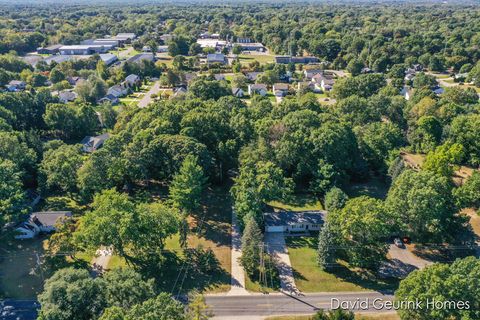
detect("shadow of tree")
(154, 249), (231, 294)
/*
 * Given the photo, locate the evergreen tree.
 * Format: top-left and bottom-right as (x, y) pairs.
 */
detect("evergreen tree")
(317, 222), (337, 271)
(324, 187), (348, 211)
(240, 217), (263, 276)
(169, 155), (207, 214)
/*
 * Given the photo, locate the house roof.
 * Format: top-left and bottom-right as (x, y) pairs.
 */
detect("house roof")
(81, 133), (110, 149)
(30, 211), (72, 227)
(8, 80), (25, 86)
(232, 87), (243, 95)
(249, 84), (267, 90)
(58, 91), (77, 101)
(207, 53), (226, 62)
(125, 74), (140, 82)
(273, 83), (289, 90)
(245, 72), (262, 81)
(264, 210), (327, 227)
(126, 53), (155, 64)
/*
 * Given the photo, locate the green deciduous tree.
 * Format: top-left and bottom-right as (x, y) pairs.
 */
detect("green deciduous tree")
(395, 257), (480, 320)
(38, 268), (107, 320)
(328, 196), (390, 269)
(0, 160), (26, 225)
(324, 187), (348, 212)
(39, 142), (84, 194)
(386, 170), (460, 242)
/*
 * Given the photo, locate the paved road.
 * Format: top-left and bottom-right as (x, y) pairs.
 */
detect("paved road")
(227, 208), (249, 296)
(206, 292), (394, 319)
(138, 81), (161, 108)
(264, 233), (299, 295)
(91, 246), (112, 276)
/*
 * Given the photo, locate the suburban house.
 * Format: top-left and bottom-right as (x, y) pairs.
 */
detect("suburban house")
(159, 33), (174, 43)
(273, 83), (289, 97)
(58, 90), (77, 103)
(99, 94), (119, 105)
(248, 84), (268, 96)
(124, 74), (141, 87)
(6, 80), (26, 92)
(275, 56), (319, 64)
(99, 53), (119, 66)
(232, 87), (244, 97)
(311, 73), (335, 92)
(126, 53), (156, 64)
(110, 33), (137, 44)
(37, 44), (63, 55)
(14, 211), (72, 239)
(264, 210), (327, 233)
(303, 69), (323, 81)
(81, 133), (110, 153)
(207, 53), (228, 65)
(107, 84), (129, 98)
(245, 72), (262, 82)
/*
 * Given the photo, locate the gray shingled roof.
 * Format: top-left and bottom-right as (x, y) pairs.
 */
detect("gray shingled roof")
(264, 210), (327, 227)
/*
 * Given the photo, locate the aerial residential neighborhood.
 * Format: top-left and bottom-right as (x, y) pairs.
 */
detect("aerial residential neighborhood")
(0, 1), (480, 320)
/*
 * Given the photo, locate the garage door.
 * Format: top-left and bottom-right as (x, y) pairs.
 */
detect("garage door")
(267, 226), (284, 232)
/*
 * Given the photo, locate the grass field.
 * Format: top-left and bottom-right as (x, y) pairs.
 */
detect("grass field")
(238, 53), (275, 65)
(108, 186), (232, 294)
(286, 237), (398, 293)
(268, 193), (323, 212)
(345, 175), (390, 200)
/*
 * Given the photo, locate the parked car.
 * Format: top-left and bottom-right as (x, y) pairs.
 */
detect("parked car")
(394, 238), (404, 248)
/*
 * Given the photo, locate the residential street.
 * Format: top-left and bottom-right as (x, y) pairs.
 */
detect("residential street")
(206, 291), (395, 319)
(138, 81), (161, 108)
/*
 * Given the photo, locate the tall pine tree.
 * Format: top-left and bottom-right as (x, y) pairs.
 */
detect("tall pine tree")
(317, 222), (337, 271)
(169, 155), (207, 214)
(240, 217), (263, 276)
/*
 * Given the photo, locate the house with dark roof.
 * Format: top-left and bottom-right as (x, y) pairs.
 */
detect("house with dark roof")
(126, 53), (155, 64)
(81, 133), (110, 153)
(6, 80), (26, 92)
(58, 90), (77, 103)
(15, 211), (72, 239)
(264, 210), (327, 233)
(245, 72), (262, 82)
(232, 87), (244, 98)
(207, 53), (228, 65)
(273, 83), (289, 97)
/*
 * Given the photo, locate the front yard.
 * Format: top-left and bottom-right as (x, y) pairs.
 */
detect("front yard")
(286, 237), (398, 293)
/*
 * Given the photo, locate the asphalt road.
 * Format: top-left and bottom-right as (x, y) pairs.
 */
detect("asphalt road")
(206, 292), (394, 319)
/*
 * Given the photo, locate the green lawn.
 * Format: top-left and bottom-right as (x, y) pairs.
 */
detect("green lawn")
(286, 237), (398, 293)
(238, 54), (274, 65)
(245, 272), (279, 293)
(268, 193), (323, 211)
(109, 186), (232, 294)
(345, 175), (390, 200)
